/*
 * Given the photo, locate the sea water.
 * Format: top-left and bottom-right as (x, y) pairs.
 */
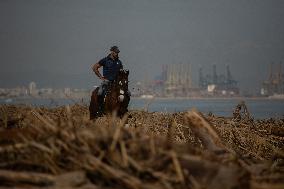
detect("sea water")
(1, 97), (283, 119)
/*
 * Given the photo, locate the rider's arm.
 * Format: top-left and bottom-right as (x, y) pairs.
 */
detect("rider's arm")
(92, 62), (105, 80)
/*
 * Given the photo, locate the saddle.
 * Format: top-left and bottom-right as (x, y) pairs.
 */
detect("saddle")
(99, 81), (113, 97)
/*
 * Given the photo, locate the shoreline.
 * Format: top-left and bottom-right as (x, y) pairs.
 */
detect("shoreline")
(2, 96), (284, 101)
(131, 96), (284, 100)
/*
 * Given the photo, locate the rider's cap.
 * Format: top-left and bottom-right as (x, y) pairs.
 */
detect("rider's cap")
(110, 46), (120, 53)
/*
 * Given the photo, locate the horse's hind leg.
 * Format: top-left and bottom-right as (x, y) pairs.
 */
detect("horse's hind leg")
(89, 100), (96, 120)
(89, 89), (100, 120)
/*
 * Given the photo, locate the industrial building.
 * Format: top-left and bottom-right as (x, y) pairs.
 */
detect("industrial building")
(134, 63), (240, 98)
(261, 62), (284, 96)
(198, 65), (239, 96)
(135, 63), (194, 97)
(164, 63), (193, 97)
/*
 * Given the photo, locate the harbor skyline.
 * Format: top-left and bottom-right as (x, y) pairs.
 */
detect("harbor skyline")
(1, 0), (284, 94)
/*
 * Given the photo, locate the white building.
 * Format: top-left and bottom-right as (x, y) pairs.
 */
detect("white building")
(29, 82), (38, 96)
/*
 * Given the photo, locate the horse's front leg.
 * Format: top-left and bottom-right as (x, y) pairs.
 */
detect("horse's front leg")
(118, 95), (130, 118)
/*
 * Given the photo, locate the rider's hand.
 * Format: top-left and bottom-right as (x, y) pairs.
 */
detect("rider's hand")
(100, 76), (106, 80)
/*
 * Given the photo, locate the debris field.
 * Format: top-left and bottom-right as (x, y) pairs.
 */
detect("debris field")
(0, 103), (283, 189)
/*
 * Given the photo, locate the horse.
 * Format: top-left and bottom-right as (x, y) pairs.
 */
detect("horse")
(89, 69), (130, 120)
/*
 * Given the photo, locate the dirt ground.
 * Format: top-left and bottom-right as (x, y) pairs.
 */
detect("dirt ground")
(0, 104), (283, 189)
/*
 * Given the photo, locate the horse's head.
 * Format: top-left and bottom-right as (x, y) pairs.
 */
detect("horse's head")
(115, 69), (129, 102)
(116, 69), (129, 89)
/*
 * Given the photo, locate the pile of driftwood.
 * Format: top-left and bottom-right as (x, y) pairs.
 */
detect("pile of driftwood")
(0, 104), (283, 189)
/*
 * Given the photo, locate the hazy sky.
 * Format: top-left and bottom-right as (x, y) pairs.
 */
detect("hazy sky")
(0, 0), (283, 94)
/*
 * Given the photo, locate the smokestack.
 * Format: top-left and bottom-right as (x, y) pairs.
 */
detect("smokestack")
(226, 65), (232, 82)
(199, 66), (204, 88)
(279, 61), (282, 82)
(269, 62), (274, 83)
(213, 64), (217, 84)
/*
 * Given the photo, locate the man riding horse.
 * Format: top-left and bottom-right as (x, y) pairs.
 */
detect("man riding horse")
(91, 45), (130, 116)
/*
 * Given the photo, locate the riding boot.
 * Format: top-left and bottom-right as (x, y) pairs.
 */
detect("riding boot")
(98, 95), (104, 115)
